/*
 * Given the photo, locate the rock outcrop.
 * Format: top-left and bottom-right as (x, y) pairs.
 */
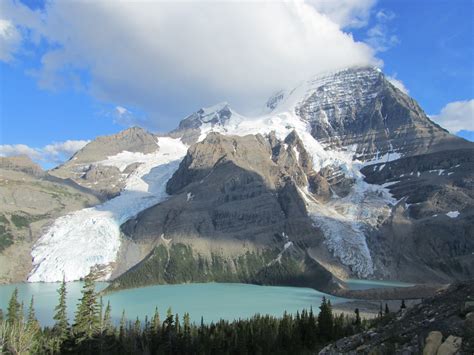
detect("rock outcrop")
(109, 132), (340, 292)
(49, 127), (159, 198)
(320, 281), (474, 354)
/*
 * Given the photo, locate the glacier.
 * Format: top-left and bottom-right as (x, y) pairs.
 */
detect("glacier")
(28, 137), (188, 282)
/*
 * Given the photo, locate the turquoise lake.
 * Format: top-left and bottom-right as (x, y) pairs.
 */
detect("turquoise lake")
(0, 280), (413, 326)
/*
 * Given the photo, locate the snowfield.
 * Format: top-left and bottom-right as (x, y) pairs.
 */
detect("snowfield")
(28, 137), (188, 282)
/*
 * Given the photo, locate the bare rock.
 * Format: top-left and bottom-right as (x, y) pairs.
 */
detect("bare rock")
(436, 335), (462, 355)
(423, 331), (443, 355)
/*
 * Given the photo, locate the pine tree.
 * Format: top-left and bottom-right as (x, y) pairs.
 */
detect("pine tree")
(103, 301), (113, 335)
(354, 308), (361, 328)
(317, 297), (333, 341)
(150, 307), (161, 335)
(119, 310), (126, 341)
(26, 296), (40, 333)
(385, 303), (390, 314)
(53, 278), (69, 340)
(73, 277), (100, 340)
(6, 288), (20, 326)
(401, 299), (406, 309)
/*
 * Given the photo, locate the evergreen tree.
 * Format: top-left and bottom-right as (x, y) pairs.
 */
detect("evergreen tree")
(401, 299), (406, 309)
(354, 308), (361, 328)
(385, 303), (390, 314)
(53, 278), (69, 340)
(103, 301), (113, 335)
(6, 288), (20, 325)
(119, 310), (126, 341)
(26, 296), (40, 333)
(73, 277), (100, 340)
(150, 307), (161, 334)
(317, 297), (333, 341)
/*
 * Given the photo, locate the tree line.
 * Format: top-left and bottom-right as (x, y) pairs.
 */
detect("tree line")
(0, 278), (386, 354)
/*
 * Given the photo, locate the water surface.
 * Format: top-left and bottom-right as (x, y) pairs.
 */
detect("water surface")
(0, 280), (410, 326)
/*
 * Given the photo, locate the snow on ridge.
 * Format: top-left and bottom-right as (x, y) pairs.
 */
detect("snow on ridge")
(28, 137), (188, 283)
(197, 108), (397, 277)
(97, 151), (156, 172)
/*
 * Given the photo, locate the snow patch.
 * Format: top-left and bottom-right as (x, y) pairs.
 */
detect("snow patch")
(28, 137), (188, 282)
(446, 211), (460, 218)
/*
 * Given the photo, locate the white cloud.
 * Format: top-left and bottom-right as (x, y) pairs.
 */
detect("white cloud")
(115, 106), (128, 116)
(308, 0), (377, 28)
(0, 18), (21, 62)
(430, 100), (474, 134)
(386, 75), (409, 94)
(2, 0), (380, 129)
(0, 144), (42, 160)
(0, 140), (90, 166)
(365, 9), (399, 52)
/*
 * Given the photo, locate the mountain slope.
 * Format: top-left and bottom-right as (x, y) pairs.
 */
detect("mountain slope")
(19, 66), (474, 290)
(49, 127), (159, 198)
(0, 156), (100, 283)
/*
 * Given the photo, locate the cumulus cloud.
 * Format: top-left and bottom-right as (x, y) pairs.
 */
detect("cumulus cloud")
(430, 99), (474, 134)
(0, 140), (90, 166)
(2, 0), (380, 129)
(308, 0), (377, 28)
(386, 75), (409, 94)
(0, 18), (21, 62)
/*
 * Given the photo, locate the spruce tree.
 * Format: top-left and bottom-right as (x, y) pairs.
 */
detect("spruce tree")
(103, 301), (113, 335)
(401, 299), (406, 309)
(119, 310), (126, 341)
(53, 278), (69, 339)
(26, 296), (40, 333)
(317, 297), (333, 341)
(354, 308), (361, 328)
(73, 277), (100, 340)
(6, 288), (20, 326)
(385, 303), (390, 314)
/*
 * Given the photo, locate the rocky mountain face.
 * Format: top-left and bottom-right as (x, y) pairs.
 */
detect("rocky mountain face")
(8, 66), (473, 291)
(49, 127), (159, 198)
(0, 156), (100, 283)
(109, 132), (339, 292)
(272, 67), (469, 159)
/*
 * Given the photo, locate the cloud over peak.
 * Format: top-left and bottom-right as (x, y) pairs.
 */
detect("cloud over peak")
(2, 0), (380, 129)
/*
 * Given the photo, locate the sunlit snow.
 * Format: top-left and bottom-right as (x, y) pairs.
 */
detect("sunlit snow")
(28, 137), (188, 282)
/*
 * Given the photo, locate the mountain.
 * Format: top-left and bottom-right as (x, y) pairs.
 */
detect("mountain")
(3, 66), (473, 291)
(0, 155), (100, 283)
(49, 127), (159, 198)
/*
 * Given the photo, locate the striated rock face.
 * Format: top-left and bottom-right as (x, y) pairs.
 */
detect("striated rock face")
(109, 132), (340, 292)
(49, 126), (159, 198)
(270, 67), (469, 159)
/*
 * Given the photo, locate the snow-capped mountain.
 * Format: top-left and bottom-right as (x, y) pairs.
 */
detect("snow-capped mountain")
(3, 66), (472, 291)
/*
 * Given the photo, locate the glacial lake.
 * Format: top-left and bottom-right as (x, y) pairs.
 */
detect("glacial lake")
(0, 280), (414, 327)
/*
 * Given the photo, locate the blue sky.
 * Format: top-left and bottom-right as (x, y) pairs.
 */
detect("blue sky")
(0, 0), (473, 166)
